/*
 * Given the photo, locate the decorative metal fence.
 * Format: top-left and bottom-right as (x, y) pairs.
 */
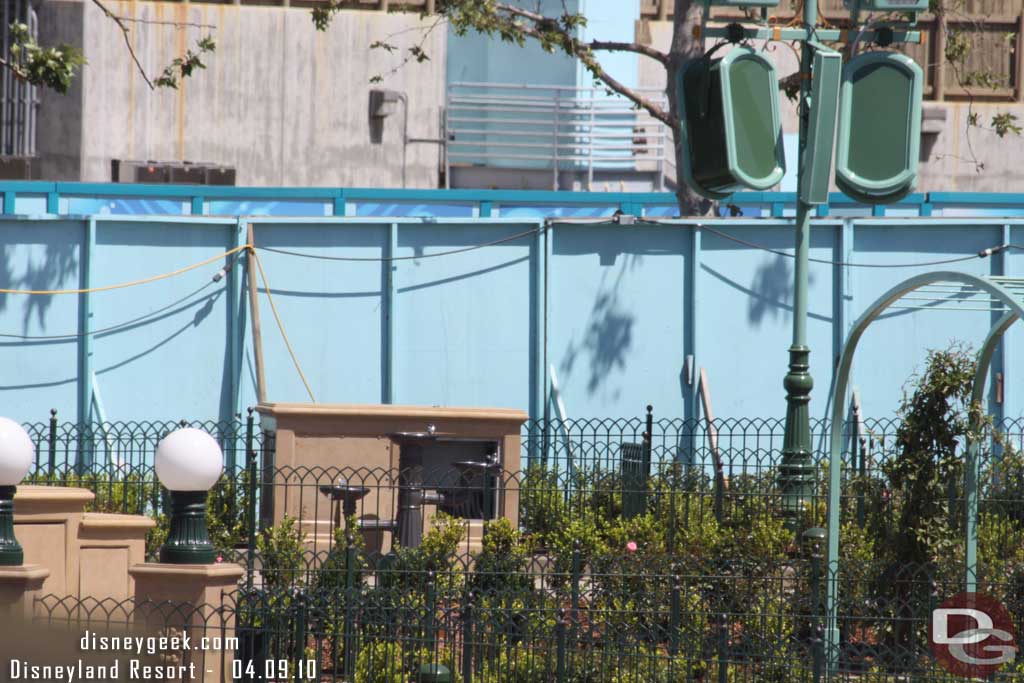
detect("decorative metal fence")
(26, 549), (1024, 682)
(16, 408), (1024, 681)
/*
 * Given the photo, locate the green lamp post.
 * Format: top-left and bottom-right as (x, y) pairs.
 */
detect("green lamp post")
(155, 427), (224, 564)
(0, 417), (35, 566)
(775, 0), (823, 534)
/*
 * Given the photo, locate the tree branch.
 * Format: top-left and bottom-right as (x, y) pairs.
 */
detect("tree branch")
(589, 40), (669, 66)
(114, 16), (216, 30)
(514, 22), (676, 132)
(492, 3), (548, 24)
(0, 57), (28, 83)
(91, 0), (155, 89)
(491, 3), (669, 65)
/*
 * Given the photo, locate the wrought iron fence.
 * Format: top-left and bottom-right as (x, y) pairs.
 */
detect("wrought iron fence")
(15, 406), (1024, 681)
(17, 407), (1024, 565)
(27, 546), (1024, 682)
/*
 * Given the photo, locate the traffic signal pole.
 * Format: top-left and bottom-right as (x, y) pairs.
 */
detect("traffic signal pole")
(777, 0), (818, 536)
(692, 2), (923, 677)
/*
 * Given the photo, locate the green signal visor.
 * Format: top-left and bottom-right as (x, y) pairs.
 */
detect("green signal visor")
(836, 51), (923, 201)
(678, 46), (787, 199)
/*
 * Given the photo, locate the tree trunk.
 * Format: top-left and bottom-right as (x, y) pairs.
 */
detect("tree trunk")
(665, 0), (714, 217)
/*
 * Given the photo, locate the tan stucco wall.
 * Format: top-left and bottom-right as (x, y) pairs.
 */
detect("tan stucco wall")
(14, 486), (154, 600)
(257, 403), (527, 553)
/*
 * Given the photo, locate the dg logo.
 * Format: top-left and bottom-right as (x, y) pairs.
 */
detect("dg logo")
(931, 592), (1019, 678)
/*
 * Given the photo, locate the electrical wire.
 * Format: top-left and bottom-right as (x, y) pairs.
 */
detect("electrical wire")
(0, 244), (251, 295)
(694, 223), (986, 268)
(251, 250), (316, 403)
(257, 226), (544, 262)
(548, 216), (993, 269)
(0, 278), (220, 340)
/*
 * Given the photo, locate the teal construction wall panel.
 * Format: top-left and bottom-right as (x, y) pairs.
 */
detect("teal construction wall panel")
(395, 222), (536, 411)
(0, 220), (84, 421)
(3, 214), (1024, 429)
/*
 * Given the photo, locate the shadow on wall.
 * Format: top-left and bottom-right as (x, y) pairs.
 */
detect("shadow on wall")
(0, 243), (79, 334)
(749, 255), (794, 325)
(559, 255), (640, 399)
(700, 257), (826, 329)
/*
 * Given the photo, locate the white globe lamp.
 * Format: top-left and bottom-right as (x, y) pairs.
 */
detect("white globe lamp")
(0, 417), (35, 566)
(155, 427), (223, 564)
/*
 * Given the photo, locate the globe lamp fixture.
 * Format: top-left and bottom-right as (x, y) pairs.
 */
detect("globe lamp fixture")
(0, 417), (35, 566)
(155, 427), (223, 564)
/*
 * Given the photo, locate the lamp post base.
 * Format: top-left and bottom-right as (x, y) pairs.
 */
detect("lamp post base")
(779, 346), (816, 532)
(0, 486), (24, 566)
(159, 490), (216, 564)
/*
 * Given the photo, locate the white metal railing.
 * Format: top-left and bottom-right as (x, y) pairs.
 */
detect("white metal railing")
(445, 82), (671, 190)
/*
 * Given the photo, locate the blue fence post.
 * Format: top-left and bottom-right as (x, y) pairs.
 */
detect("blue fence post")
(384, 223), (398, 404)
(76, 218), (96, 472)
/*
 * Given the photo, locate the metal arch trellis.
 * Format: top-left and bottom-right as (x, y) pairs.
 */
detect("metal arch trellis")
(824, 270), (1024, 678)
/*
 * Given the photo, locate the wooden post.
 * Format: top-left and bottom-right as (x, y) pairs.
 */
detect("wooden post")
(932, 13), (946, 101)
(659, 0), (669, 21)
(246, 223), (267, 403)
(698, 368), (726, 490)
(426, 0), (435, 13)
(1016, 13), (1024, 102)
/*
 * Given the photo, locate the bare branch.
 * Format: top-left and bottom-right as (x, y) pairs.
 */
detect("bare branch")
(114, 16), (216, 31)
(515, 22), (676, 132)
(369, 15), (445, 84)
(589, 40), (669, 66)
(91, 0), (155, 89)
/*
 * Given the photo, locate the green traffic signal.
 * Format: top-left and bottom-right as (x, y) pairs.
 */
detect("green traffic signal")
(678, 46), (786, 198)
(835, 51), (923, 204)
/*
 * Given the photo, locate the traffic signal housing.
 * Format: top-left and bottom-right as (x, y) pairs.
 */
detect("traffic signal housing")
(679, 46), (786, 199)
(835, 51), (923, 204)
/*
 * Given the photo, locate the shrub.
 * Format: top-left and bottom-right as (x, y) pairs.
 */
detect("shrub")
(258, 514), (306, 591)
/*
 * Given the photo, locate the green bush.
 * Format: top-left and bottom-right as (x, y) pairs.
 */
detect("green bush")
(354, 640), (404, 683)
(258, 514), (306, 591)
(520, 464), (569, 547)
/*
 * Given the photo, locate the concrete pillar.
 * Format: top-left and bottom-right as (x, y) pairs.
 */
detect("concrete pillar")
(129, 563), (245, 683)
(0, 564), (49, 620)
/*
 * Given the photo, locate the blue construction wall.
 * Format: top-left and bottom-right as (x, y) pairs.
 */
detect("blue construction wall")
(2, 209), (1023, 426)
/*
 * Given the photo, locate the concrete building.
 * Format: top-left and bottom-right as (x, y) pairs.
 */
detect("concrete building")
(28, 1), (447, 187)
(6, 0), (1023, 193)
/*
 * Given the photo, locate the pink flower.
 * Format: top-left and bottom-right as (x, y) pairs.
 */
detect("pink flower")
(626, 541), (638, 553)
(215, 555), (224, 563)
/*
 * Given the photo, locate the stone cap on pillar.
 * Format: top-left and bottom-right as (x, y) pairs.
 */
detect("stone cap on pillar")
(0, 564), (50, 619)
(0, 563), (50, 587)
(129, 562), (244, 584)
(129, 562), (245, 606)
(14, 486), (94, 518)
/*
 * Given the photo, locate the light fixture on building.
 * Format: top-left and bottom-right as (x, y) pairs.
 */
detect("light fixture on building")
(155, 427), (224, 564)
(0, 417), (35, 566)
(369, 89), (403, 118)
(369, 89), (413, 187)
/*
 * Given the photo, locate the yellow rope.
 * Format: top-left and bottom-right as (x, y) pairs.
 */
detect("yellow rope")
(251, 249), (317, 403)
(0, 244), (252, 295)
